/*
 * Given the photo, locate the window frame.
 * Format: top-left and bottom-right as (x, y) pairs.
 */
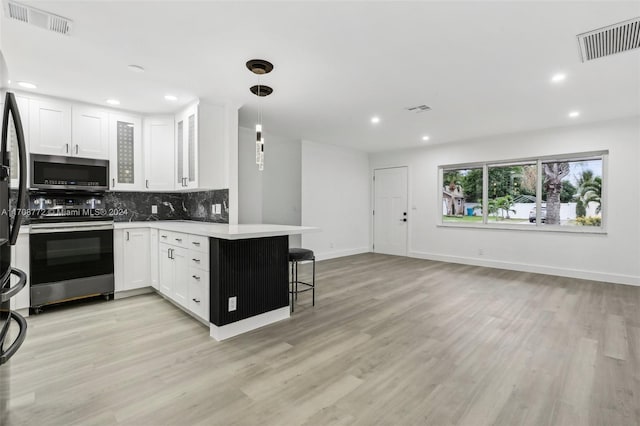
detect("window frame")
(438, 150), (608, 234)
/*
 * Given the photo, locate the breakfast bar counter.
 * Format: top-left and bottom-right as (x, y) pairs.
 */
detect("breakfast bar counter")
(114, 221), (316, 340)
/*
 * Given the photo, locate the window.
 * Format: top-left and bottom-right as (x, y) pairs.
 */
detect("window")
(442, 167), (482, 223)
(487, 163), (537, 224)
(439, 152), (605, 231)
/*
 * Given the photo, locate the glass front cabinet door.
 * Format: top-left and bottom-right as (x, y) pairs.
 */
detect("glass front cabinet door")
(175, 103), (198, 190)
(109, 113), (143, 191)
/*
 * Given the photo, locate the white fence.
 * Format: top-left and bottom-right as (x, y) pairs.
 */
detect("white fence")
(444, 202), (599, 220)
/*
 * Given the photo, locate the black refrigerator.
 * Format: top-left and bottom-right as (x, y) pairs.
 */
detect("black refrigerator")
(0, 92), (28, 376)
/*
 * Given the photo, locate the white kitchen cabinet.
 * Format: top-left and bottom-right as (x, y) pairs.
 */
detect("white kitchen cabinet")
(109, 113), (143, 191)
(157, 230), (209, 321)
(143, 116), (175, 191)
(29, 98), (72, 156)
(72, 105), (109, 159)
(172, 247), (189, 307)
(150, 228), (159, 290)
(174, 101), (227, 191)
(9, 231), (30, 312)
(175, 103), (198, 189)
(187, 267), (209, 321)
(159, 243), (173, 295)
(114, 228), (150, 293)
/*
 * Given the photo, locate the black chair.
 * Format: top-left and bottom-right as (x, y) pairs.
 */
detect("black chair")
(288, 248), (315, 313)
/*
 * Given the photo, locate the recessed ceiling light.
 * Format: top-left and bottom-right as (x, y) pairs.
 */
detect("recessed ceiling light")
(568, 111), (580, 118)
(106, 99), (120, 106)
(17, 81), (37, 89)
(164, 95), (178, 101)
(421, 135), (430, 142)
(128, 65), (145, 73)
(371, 116), (380, 124)
(551, 73), (566, 83)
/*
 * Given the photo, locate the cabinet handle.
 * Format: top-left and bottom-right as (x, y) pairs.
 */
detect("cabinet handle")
(75, 144), (79, 155)
(112, 178), (115, 188)
(175, 238), (182, 242)
(146, 179), (149, 189)
(161, 235), (167, 239)
(168, 248), (173, 259)
(66, 143), (69, 154)
(192, 298), (200, 303)
(192, 241), (200, 246)
(126, 231), (130, 241)
(192, 275), (200, 280)
(192, 258), (200, 263)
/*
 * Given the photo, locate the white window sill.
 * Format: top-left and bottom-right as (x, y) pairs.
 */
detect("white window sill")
(437, 222), (607, 235)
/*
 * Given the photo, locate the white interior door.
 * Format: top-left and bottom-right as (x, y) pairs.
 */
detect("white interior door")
(374, 167), (408, 256)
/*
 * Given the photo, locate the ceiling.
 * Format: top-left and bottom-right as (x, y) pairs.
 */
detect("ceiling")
(2, 1), (639, 152)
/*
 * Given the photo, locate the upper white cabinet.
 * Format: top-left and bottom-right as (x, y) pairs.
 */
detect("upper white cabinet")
(109, 113), (143, 191)
(30, 99), (109, 160)
(175, 101), (227, 191)
(72, 106), (109, 159)
(175, 103), (198, 189)
(143, 116), (175, 191)
(29, 98), (72, 156)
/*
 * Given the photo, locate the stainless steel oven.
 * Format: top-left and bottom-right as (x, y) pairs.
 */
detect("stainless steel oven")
(31, 154), (109, 191)
(29, 218), (114, 312)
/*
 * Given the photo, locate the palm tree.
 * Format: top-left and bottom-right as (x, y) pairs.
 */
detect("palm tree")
(580, 176), (602, 214)
(543, 162), (570, 225)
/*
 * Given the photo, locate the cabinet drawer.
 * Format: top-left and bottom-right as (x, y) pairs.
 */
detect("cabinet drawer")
(188, 269), (209, 321)
(188, 234), (209, 253)
(188, 250), (209, 271)
(159, 230), (188, 247)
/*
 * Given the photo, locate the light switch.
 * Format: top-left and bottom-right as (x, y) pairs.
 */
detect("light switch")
(151, 205), (158, 214)
(214, 204), (222, 214)
(228, 296), (237, 312)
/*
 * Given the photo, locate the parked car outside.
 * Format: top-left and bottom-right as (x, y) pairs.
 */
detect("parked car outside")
(529, 206), (546, 223)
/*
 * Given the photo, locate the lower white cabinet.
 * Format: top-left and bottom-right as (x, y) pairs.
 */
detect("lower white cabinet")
(9, 231), (30, 312)
(158, 230), (209, 322)
(150, 229), (159, 290)
(114, 228), (150, 292)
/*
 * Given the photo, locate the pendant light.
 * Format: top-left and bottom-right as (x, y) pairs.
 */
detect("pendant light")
(246, 59), (273, 171)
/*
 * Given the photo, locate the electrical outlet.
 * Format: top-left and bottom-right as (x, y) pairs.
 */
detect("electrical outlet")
(228, 296), (237, 312)
(215, 204), (222, 214)
(330, 242), (334, 248)
(478, 248), (484, 256)
(151, 205), (158, 214)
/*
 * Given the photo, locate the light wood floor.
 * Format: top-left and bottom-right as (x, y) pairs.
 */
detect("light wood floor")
(2, 253), (640, 426)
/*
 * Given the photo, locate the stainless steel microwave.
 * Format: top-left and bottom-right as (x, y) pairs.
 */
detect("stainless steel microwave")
(30, 154), (109, 191)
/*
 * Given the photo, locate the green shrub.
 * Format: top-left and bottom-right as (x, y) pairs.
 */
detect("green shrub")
(575, 216), (601, 226)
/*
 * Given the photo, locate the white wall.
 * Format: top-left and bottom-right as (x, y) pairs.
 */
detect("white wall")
(302, 140), (371, 260)
(370, 117), (640, 285)
(238, 126), (302, 246)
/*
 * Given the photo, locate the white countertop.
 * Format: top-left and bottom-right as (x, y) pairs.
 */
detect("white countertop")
(113, 221), (317, 240)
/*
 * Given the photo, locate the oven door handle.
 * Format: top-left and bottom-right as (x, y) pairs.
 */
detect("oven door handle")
(0, 310), (27, 365)
(30, 225), (114, 234)
(0, 267), (27, 303)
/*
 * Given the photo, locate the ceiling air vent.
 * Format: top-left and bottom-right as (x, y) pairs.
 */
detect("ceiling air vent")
(405, 105), (432, 113)
(3, 1), (73, 36)
(577, 17), (640, 62)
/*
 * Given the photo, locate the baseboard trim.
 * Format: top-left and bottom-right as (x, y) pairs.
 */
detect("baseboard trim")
(314, 247), (370, 261)
(209, 307), (290, 341)
(408, 251), (640, 287)
(114, 287), (155, 299)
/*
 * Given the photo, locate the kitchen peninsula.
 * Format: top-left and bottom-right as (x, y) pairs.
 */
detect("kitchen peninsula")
(113, 221), (315, 340)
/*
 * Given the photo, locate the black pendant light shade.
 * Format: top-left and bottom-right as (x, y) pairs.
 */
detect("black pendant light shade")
(250, 85), (273, 97)
(246, 59), (274, 75)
